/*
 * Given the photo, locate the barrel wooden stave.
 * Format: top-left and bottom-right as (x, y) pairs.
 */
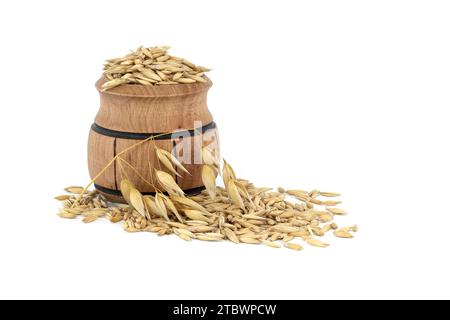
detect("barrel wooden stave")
(87, 130), (116, 190)
(94, 78), (213, 133)
(96, 93), (213, 133)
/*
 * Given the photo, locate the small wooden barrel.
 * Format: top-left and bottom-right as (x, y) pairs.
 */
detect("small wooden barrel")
(88, 76), (219, 203)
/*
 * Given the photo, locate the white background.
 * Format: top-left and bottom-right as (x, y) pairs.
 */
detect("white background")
(0, 0), (449, 300)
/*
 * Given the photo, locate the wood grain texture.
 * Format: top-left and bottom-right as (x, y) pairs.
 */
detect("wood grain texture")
(94, 76), (213, 133)
(87, 130), (116, 189)
(88, 77), (219, 202)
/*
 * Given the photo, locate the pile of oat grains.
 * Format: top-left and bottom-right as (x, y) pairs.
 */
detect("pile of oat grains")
(101, 46), (210, 91)
(56, 147), (356, 251)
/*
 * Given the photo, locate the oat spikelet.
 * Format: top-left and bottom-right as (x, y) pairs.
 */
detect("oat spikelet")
(129, 188), (146, 218)
(120, 179), (134, 204)
(223, 228), (239, 244)
(54, 195), (71, 201)
(177, 78), (196, 84)
(306, 238), (329, 248)
(262, 240), (281, 248)
(161, 149), (190, 175)
(239, 237), (260, 244)
(322, 200), (342, 206)
(138, 68), (161, 81)
(327, 207), (347, 215)
(160, 194), (183, 223)
(284, 243), (303, 251)
(202, 164), (216, 199)
(203, 232), (224, 240)
(83, 215), (98, 223)
(196, 235), (220, 241)
(227, 180), (245, 210)
(64, 186), (84, 194)
(286, 190), (309, 201)
(101, 78), (128, 91)
(156, 148), (190, 176)
(202, 147), (219, 168)
(155, 148), (181, 177)
(170, 195), (209, 214)
(222, 159), (236, 187)
(333, 230), (354, 238)
(319, 191), (341, 197)
(154, 193), (169, 221)
(143, 196), (158, 219)
(234, 180), (251, 201)
(177, 233), (192, 241)
(110, 214), (124, 223)
(272, 225), (299, 233)
(58, 212), (77, 219)
(155, 170), (184, 196)
(184, 209), (210, 222)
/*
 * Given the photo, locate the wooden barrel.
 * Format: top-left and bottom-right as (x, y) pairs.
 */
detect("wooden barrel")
(88, 76), (219, 203)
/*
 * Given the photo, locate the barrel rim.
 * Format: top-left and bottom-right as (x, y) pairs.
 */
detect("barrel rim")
(95, 76), (212, 98)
